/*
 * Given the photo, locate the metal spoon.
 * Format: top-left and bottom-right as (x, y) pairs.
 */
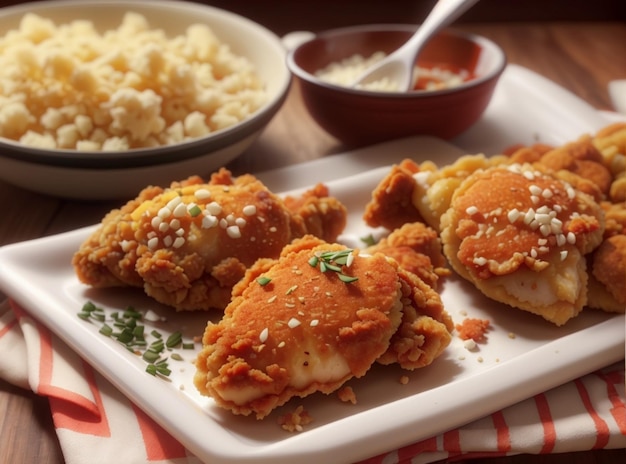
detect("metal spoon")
(352, 0), (480, 91)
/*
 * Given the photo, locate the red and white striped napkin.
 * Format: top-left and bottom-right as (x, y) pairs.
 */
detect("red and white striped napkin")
(1, 298), (625, 464)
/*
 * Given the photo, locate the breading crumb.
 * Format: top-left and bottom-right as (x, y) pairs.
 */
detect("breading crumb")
(455, 318), (491, 342)
(337, 386), (357, 404)
(399, 375), (410, 385)
(277, 405), (313, 433)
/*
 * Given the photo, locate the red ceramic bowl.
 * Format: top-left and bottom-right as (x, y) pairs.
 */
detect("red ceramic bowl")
(286, 24), (506, 146)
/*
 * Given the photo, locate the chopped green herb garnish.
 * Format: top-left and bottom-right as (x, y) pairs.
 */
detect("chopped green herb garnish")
(166, 331), (182, 348)
(309, 249), (358, 283)
(360, 234), (377, 247)
(99, 324), (113, 336)
(77, 301), (196, 380)
(257, 276), (272, 286)
(189, 204), (202, 217)
(143, 349), (161, 363)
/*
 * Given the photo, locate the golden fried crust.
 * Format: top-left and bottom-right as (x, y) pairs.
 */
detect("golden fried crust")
(73, 169), (347, 311)
(411, 154), (509, 231)
(602, 201), (626, 237)
(367, 222), (449, 289)
(194, 235), (453, 418)
(591, 234), (626, 307)
(363, 159), (424, 231)
(536, 135), (612, 198)
(440, 163), (605, 325)
(377, 267), (453, 369)
(194, 237), (404, 418)
(283, 183), (347, 243)
(72, 184), (164, 288)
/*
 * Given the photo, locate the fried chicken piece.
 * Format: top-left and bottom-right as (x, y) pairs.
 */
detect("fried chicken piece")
(366, 222), (450, 290)
(283, 183), (347, 243)
(440, 163), (605, 326)
(194, 235), (452, 419)
(363, 159), (425, 231)
(588, 234), (626, 313)
(73, 169), (347, 311)
(411, 154), (508, 231)
(535, 135), (613, 198)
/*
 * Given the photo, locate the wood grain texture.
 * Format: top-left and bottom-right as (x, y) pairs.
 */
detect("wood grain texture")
(0, 7), (624, 463)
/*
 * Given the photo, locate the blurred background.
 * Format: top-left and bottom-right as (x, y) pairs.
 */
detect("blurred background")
(0, 0), (625, 35)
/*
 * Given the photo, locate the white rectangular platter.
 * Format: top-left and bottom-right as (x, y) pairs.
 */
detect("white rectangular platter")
(0, 65), (624, 464)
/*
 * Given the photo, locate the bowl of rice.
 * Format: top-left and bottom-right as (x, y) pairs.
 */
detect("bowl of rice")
(0, 0), (291, 199)
(286, 24), (506, 146)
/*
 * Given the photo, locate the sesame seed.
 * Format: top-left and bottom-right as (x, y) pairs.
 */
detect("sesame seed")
(166, 197), (182, 210)
(473, 256), (488, 266)
(163, 236), (173, 247)
(147, 231), (157, 239)
(158, 207), (171, 219)
(170, 219), (181, 229)
(267, 295), (277, 303)
(243, 205), (257, 216)
(194, 189), (211, 200)
(346, 251), (354, 267)
(120, 240), (132, 252)
(269, 226), (277, 233)
(285, 303), (296, 308)
(542, 188), (553, 198)
(227, 225), (241, 238)
(206, 202), (222, 215)
(173, 203), (187, 218)
(278, 341), (286, 348)
(523, 171), (535, 180)
(175, 228), (185, 236)
(288, 318), (301, 328)
(173, 237), (185, 248)
(158, 222), (169, 232)
(566, 187), (576, 199)
(147, 237), (159, 249)
(507, 208), (520, 223)
(463, 339), (477, 350)
(310, 319), (319, 326)
(466, 206), (479, 215)
(219, 218), (228, 229)
(567, 232), (576, 244)
(529, 185), (542, 196)
(560, 250), (568, 261)
(259, 328), (268, 343)
(151, 216), (162, 228)
(235, 218), (247, 227)
(556, 234), (566, 246)
(202, 215), (218, 229)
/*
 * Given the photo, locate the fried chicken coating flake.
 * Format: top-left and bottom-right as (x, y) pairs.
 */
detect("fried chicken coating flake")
(440, 163), (605, 325)
(194, 235), (452, 419)
(73, 169), (347, 311)
(366, 222), (450, 290)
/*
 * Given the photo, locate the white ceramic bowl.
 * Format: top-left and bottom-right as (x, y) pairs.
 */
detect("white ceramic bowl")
(0, 0), (291, 199)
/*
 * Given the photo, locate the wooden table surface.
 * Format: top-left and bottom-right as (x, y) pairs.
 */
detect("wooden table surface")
(1, 18), (625, 464)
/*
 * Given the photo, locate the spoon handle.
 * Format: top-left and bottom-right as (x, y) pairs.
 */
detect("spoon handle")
(403, 0), (480, 56)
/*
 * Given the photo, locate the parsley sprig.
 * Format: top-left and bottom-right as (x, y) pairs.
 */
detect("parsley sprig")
(308, 249), (358, 283)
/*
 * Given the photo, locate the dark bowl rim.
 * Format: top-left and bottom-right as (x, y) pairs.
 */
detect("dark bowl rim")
(0, 0), (292, 169)
(286, 24), (507, 99)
